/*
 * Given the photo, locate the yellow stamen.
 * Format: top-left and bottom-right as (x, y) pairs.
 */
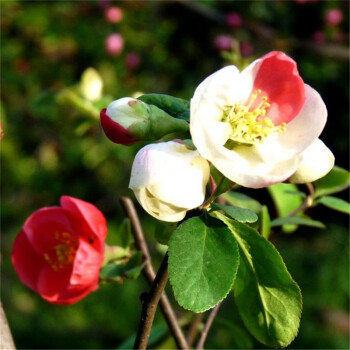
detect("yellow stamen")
(44, 232), (78, 271)
(222, 90), (286, 146)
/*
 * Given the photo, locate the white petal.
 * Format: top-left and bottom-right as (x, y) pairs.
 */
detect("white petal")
(257, 84), (327, 163)
(289, 139), (334, 183)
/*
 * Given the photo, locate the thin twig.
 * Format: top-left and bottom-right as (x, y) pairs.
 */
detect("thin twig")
(187, 313), (204, 348)
(120, 197), (189, 349)
(196, 302), (222, 350)
(287, 182), (314, 218)
(0, 301), (16, 350)
(133, 252), (169, 350)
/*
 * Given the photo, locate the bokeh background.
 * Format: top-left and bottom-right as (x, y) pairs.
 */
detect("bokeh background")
(1, 0), (349, 349)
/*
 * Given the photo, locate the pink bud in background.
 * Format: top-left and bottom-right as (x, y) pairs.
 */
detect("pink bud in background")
(324, 8), (343, 26)
(226, 12), (242, 28)
(105, 6), (123, 23)
(312, 30), (326, 44)
(213, 35), (233, 51)
(125, 52), (141, 69)
(240, 42), (254, 57)
(105, 33), (124, 57)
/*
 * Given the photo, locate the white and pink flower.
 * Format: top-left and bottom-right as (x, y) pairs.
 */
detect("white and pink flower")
(129, 141), (210, 222)
(190, 51), (334, 188)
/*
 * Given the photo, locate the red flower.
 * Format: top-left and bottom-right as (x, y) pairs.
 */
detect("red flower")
(12, 196), (107, 305)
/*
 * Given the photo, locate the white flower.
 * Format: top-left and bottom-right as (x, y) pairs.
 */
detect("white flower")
(190, 51), (334, 188)
(129, 141), (210, 222)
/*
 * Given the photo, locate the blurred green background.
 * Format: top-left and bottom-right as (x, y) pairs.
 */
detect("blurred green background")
(1, 0), (349, 349)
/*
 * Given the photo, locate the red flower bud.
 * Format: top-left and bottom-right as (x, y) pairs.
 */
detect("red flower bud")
(12, 196), (107, 305)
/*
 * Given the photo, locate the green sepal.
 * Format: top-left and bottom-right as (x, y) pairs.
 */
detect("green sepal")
(212, 211), (302, 348)
(168, 214), (239, 313)
(138, 93), (190, 121)
(210, 203), (258, 223)
(100, 251), (145, 283)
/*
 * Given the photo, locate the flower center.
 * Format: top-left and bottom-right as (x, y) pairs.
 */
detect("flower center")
(222, 89), (286, 147)
(44, 232), (79, 271)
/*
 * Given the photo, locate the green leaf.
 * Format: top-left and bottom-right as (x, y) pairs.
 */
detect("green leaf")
(214, 318), (254, 349)
(268, 183), (304, 233)
(100, 252), (144, 282)
(120, 218), (133, 248)
(222, 191), (262, 213)
(314, 166), (350, 198)
(271, 216), (326, 229)
(168, 215), (239, 312)
(117, 323), (168, 349)
(259, 205), (271, 239)
(316, 196), (350, 214)
(211, 203), (258, 223)
(138, 93), (190, 121)
(154, 221), (177, 245)
(212, 212), (302, 348)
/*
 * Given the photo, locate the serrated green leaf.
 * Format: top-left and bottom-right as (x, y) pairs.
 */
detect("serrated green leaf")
(271, 216), (326, 229)
(138, 93), (190, 121)
(222, 192), (262, 213)
(268, 183), (304, 233)
(212, 212), (302, 348)
(168, 215), (239, 313)
(211, 203), (258, 223)
(316, 196), (350, 214)
(314, 166), (350, 198)
(259, 205), (271, 239)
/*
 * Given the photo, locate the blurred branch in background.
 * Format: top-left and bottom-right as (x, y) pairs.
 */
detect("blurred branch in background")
(0, 301), (16, 350)
(176, 0), (349, 60)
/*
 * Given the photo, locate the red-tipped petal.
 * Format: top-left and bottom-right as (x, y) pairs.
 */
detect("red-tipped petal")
(60, 196), (107, 242)
(253, 51), (305, 125)
(100, 108), (139, 145)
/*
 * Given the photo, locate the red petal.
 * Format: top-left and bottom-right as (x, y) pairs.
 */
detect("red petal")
(22, 207), (77, 255)
(11, 230), (46, 291)
(253, 51), (305, 125)
(70, 239), (103, 286)
(60, 196), (107, 243)
(37, 267), (97, 305)
(100, 108), (139, 145)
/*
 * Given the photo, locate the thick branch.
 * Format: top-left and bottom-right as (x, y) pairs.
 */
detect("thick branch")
(0, 301), (16, 350)
(120, 197), (188, 349)
(196, 302), (222, 350)
(133, 252), (169, 350)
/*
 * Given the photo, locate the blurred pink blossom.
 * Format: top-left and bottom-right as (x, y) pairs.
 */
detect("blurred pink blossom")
(105, 6), (123, 23)
(240, 42), (254, 57)
(105, 33), (124, 56)
(125, 52), (141, 69)
(226, 12), (242, 28)
(324, 8), (343, 26)
(213, 35), (233, 51)
(312, 31), (326, 44)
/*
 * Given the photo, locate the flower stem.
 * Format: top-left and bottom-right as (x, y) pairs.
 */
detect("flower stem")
(287, 182), (315, 217)
(120, 197), (188, 349)
(133, 252), (169, 350)
(196, 302), (222, 350)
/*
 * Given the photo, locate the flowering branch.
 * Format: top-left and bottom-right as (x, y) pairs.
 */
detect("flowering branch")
(120, 197), (188, 349)
(133, 252), (169, 350)
(195, 302), (222, 350)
